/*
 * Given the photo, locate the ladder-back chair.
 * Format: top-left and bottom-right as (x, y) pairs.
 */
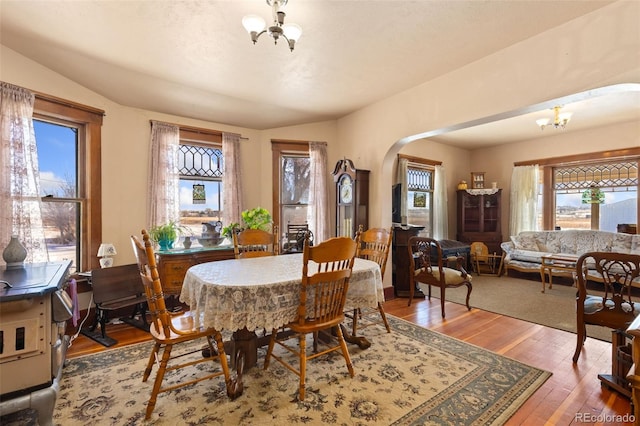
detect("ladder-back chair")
(264, 236), (357, 401)
(346, 226), (392, 335)
(130, 230), (238, 420)
(232, 226), (279, 258)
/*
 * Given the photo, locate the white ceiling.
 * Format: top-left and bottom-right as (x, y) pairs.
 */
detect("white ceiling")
(2, 0), (638, 148)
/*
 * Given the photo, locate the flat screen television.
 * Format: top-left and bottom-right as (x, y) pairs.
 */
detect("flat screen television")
(392, 183), (402, 223)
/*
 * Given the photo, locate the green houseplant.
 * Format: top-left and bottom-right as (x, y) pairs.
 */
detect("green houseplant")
(221, 207), (272, 238)
(148, 221), (185, 251)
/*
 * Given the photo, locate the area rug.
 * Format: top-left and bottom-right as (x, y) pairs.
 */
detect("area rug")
(428, 274), (611, 342)
(54, 315), (550, 425)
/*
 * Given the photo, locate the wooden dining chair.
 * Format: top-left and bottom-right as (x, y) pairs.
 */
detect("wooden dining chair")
(573, 251), (640, 364)
(264, 235), (357, 401)
(232, 226), (279, 258)
(346, 226), (392, 335)
(130, 230), (238, 420)
(407, 236), (472, 318)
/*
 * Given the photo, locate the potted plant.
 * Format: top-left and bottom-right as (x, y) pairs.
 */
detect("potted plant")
(149, 221), (185, 251)
(221, 207), (272, 238)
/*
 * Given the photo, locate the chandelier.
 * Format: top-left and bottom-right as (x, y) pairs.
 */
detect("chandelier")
(242, 0), (302, 52)
(535, 106), (573, 130)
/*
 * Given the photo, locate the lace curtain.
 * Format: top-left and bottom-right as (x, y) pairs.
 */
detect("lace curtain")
(308, 141), (329, 242)
(395, 157), (408, 223)
(147, 121), (180, 228)
(433, 165), (449, 239)
(509, 165), (540, 235)
(0, 82), (48, 263)
(222, 132), (243, 226)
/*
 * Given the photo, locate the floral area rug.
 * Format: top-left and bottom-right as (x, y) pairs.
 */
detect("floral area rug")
(54, 315), (550, 425)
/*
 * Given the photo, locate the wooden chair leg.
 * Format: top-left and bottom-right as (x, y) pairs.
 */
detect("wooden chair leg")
(440, 287), (446, 318)
(145, 343), (173, 420)
(299, 333), (307, 401)
(377, 303), (391, 333)
(408, 276), (414, 306)
(335, 325), (354, 377)
(573, 323), (587, 362)
(143, 342), (161, 381)
(465, 283), (472, 311)
(263, 329), (277, 369)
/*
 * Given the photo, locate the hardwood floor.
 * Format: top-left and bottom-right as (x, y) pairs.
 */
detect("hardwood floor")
(66, 295), (633, 425)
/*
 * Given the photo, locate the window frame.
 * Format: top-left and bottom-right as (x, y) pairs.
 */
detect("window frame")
(515, 148), (640, 230)
(398, 154), (441, 237)
(177, 127), (224, 237)
(33, 92), (104, 272)
(271, 139), (310, 233)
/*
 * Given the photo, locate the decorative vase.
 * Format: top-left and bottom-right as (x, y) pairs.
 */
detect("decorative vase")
(158, 239), (171, 251)
(183, 236), (192, 249)
(3, 236), (27, 269)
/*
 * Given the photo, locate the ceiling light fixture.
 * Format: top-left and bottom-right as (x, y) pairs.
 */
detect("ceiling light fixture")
(536, 106), (573, 130)
(242, 0), (302, 52)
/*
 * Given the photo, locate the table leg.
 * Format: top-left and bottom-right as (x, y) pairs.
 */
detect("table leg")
(540, 266), (547, 293)
(339, 323), (371, 349)
(231, 328), (258, 369)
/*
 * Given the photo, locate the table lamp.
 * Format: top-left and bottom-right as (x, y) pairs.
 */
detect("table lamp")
(97, 243), (117, 268)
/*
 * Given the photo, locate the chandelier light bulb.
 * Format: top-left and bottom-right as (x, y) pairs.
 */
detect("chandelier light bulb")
(282, 23), (302, 41)
(242, 0), (301, 51)
(242, 14), (266, 35)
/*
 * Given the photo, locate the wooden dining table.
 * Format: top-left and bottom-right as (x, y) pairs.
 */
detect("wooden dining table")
(179, 253), (384, 374)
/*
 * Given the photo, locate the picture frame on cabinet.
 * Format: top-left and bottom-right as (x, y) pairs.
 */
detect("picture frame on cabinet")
(471, 172), (485, 189)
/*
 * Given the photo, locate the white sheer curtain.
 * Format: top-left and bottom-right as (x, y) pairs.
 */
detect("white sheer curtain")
(433, 165), (448, 239)
(308, 141), (329, 242)
(395, 157), (408, 224)
(147, 121), (180, 228)
(222, 132), (243, 227)
(0, 82), (48, 263)
(509, 165), (540, 235)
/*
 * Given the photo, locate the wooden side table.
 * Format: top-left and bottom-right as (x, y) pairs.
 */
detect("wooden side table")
(156, 246), (235, 295)
(539, 254), (579, 293)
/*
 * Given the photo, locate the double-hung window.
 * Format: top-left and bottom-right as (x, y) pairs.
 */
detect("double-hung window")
(406, 164), (434, 235)
(33, 95), (103, 273)
(177, 128), (223, 244)
(272, 140), (310, 237)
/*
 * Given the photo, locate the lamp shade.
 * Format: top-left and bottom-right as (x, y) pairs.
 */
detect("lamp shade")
(282, 23), (302, 41)
(97, 243), (117, 257)
(242, 14), (266, 33)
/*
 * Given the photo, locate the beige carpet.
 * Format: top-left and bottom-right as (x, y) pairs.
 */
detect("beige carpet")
(54, 315), (550, 425)
(425, 273), (611, 342)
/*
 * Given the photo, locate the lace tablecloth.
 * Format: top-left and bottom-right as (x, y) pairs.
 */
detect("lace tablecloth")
(179, 253), (384, 332)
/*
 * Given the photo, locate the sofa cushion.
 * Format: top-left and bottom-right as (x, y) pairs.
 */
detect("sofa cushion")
(538, 231), (561, 252)
(610, 232), (634, 254)
(630, 235), (640, 255)
(510, 249), (553, 264)
(511, 234), (539, 251)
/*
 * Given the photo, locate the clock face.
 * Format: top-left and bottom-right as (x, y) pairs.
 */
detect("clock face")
(340, 176), (353, 203)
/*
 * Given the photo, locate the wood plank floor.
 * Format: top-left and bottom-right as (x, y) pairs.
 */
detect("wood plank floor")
(66, 295), (633, 425)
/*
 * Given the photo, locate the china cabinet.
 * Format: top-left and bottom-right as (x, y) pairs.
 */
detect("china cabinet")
(456, 189), (502, 253)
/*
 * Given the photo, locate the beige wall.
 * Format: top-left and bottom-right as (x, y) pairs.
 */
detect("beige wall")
(1, 1), (639, 291)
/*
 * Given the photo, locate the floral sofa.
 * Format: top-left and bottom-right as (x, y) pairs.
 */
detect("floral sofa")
(500, 230), (640, 281)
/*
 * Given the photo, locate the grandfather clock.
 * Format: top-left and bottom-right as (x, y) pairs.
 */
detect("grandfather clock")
(332, 159), (369, 238)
